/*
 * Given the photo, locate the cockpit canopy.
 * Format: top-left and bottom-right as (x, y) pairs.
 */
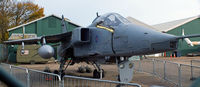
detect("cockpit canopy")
(92, 13), (130, 27)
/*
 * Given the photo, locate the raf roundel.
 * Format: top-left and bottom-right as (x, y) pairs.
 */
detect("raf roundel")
(95, 35), (98, 43)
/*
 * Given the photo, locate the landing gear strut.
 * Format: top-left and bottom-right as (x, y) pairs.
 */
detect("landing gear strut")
(58, 57), (71, 78)
(116, 57), (134, 82)
(92, 62), (104, 79)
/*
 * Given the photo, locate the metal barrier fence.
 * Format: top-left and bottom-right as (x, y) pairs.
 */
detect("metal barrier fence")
(0, 63), (61, 87)
(133, 58), (200, 87)
(154, 59), (164, 78)
(180, 64), (193, 87)
(28, 69), (61, 87)
(2, 59), (200, 87)
(191, 60), (200, 67)
(63, 75), (141, 87)
(0, 63), (141, 87)
(191, 60), (200, 81)
(11, 65), (29, 87)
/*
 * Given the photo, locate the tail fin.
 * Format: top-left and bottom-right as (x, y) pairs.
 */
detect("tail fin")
(182, 29), (194, 46)
(61, 15), (67, 33)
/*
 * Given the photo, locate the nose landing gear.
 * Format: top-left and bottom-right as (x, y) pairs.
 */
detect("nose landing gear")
(117, 57), (134, 82)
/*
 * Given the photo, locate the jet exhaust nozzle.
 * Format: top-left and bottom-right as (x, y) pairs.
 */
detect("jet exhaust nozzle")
(38, 45), (54, 59)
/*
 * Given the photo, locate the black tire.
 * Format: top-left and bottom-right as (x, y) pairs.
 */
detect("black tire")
(93, 69), (105, 78)
(93, 69), (99, 78)
(117, 75), (120, 81)
(53, 70), (59, 74)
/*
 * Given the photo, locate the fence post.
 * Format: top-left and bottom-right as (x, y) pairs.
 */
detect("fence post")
(59, 75), (63, 87)
(9, 65), (12, 75)
(163, 61), (166, 80)
(139, 60), (142, 72)
(153, 59), (155, 75)
(26, 69), (30, 87)
(190, 60), (194, 80)
(178, 64), (182, 87)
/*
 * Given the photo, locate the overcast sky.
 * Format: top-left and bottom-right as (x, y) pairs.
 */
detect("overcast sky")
(33, 0), (200, 27)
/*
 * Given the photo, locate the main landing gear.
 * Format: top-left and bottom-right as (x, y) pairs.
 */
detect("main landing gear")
(58, 57), (71, 78)
(92, 62), (104, 79)
(58, 58), (105, 79)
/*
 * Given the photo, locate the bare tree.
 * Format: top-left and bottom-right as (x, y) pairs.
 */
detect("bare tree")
(0, 0), (44, 43)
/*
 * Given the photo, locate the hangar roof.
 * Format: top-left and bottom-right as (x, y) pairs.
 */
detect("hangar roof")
(152, 16), (200, 32)
(126, 16), (155, 29)
(7, 14), (81, 32)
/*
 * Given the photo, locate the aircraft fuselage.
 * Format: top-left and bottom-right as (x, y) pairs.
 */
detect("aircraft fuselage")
(59, 23), (178, 58)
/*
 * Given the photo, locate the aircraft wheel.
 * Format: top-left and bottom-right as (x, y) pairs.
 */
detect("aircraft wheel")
(93, 69), (99, 78)
(93, 69), (105, 78)
(53, 70), (59, 74)
(117, 75), (120, 81)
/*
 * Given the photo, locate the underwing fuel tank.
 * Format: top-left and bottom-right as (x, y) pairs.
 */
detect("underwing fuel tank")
(38, 45), (54, 59)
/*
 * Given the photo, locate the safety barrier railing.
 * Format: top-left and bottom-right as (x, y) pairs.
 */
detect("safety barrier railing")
(63, 75), (141, 87)
(0, 63), (141, 87)
(133, 58), (200, 87)
(10, 65), (29, 87)
(191, 60), (200, 67)
(0, 63), (61, 87)
(28, 69), (61, 87)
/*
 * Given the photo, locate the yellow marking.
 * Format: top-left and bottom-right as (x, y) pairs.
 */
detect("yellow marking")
(96, 25), (114, 33)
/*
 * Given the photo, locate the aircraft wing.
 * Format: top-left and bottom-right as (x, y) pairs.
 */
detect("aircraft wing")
(176, 34), (200, 39)
(4, 32), (72, 45)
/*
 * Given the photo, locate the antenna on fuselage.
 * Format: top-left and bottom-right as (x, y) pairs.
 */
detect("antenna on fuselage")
(96, 12), (100, 17)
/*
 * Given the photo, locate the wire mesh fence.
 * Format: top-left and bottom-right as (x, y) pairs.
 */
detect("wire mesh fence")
(133, 58), (200, 87)
(165, 61), (179, 85)
(140, 59), (154, 74)
(180, 64), (193, 87)
(154, 59), (164, 78)
(28, 69), (61, 87)
(0, 63), (61, 87)
(191, 65), (200, 80)
(11, 66), (28, 87)
(1, 63), (11, 73)
(63, 75), (141, 87)
(133, 60), (140, 71)
(0, 63), (141, 87)
(3, 58), (200, 87)
(191, 60), (200, 66)
(2, 59), (200, 87)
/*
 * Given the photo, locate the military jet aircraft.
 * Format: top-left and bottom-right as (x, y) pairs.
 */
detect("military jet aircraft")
(4, 13), (200, 82)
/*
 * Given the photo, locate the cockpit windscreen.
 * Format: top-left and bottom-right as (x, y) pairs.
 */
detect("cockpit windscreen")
(93, 13), (130, 27)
